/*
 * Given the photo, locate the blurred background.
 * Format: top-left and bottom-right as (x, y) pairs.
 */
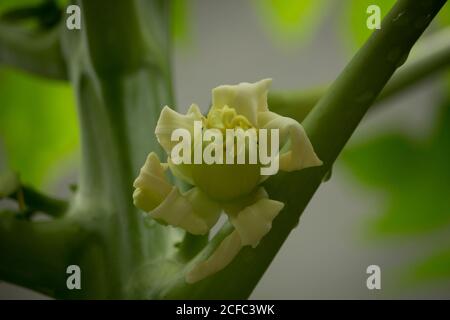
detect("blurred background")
(0, 0), (449, 299)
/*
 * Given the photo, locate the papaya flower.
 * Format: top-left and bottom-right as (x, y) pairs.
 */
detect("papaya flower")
(133, 79), (322, 283)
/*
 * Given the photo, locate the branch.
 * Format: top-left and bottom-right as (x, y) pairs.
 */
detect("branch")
(1, 172), (68, 218)
(162, 0), (448, 299)
(269, 26), (450, 123)
(0, 211), (82, 297)
(13, 186), (68, 218)
(378, 27), (450, 100)
(0, 22), (67, 80)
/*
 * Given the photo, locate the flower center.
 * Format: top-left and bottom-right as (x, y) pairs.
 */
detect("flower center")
(204, 105), (253, 132)
(185, 106), (261, 202)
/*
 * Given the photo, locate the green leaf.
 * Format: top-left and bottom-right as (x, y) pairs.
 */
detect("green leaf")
(170, 0), (189, 43)
(344, 0), (395, 48)
(341, 134), (420, 189)
(342, 84), (450, 286)
(0, 0), (41, 12)
(410, 247), (450, 283)
(252, 0), (328, 44)
(0, 68), (78, 187)
(0, 0), (67, 11)
(342, 99), (450, 236)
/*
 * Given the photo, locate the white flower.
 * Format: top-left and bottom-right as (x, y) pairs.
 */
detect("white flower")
(133, 79), (322, 283)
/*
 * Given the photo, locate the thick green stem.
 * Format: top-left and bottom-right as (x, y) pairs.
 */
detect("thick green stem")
(0, 0), (178, 299)
(378, 27), (450, 100)
(0, 211), (90, 297)
(56, 0), (177, 298)
(162, 0), (447, 299)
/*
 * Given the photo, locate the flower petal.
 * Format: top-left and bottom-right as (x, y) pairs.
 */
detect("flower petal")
(133, 152), (172, 212)
(212, 78), (272, 126)
(230, 189), (284, 247)
(149, 186), (221, 235)
(133, 155), (221, 235)
(150, 187), (209, 235)
(186, 188), (283, 283)
(258, 111), (322, 172)
(155, 104), (203, 154)
(186, 230), (241, 284)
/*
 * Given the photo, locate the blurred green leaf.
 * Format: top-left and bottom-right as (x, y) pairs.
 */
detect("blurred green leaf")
(0, 0), (66, 30)
(0, 0), (67, 15)
(171, 0), (189, 43)
(0, 0), (41, 12)
(344, 0), (395, 48)
(342, 99), (450, 235)
(0, 0), (67, 10)
(0, 68), (78, 187)
(253, 0), (328, 44)
(343, 95), (450, 286)
(407, 247), (450, 285)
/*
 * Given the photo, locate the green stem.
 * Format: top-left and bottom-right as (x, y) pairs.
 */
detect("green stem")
(163, 0), (447, 299)
(12, 185), (68, 218)
(58, 0), (177, 298)
(177, 233), (209, 262)
(0, 211), (89, 297)
(269, 26), (450, 123)
(0, 0), (178, 299)
(378, 27), (450, 100)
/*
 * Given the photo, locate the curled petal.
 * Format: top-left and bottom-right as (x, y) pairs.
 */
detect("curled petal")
(230, 193), (284, 248)
(133, 152), (172, 212)
(186, 188), (283, 283)
(258, 111), (322, 172)
(150, 187), (208, 235)
(155, 104), (203, 154)
(212, 78), (272, 126)
(186, 230), (241, 284)
(150, 187), (222, 236)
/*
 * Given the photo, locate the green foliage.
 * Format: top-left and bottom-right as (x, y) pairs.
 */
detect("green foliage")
(343, 99), (450, 235)
(410, 248), (450, 283)
(342, 97), (450, 285)
(253, 0), (328, 44)
(0, 0), (64, 29)
(0, 0), (41, 11)
(0, 69), (78, 187)
(340, 1), (450, 286)
(252, 0), (396, 48)
(0, 0), (67, 10)
(171, 0), (189, 42)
